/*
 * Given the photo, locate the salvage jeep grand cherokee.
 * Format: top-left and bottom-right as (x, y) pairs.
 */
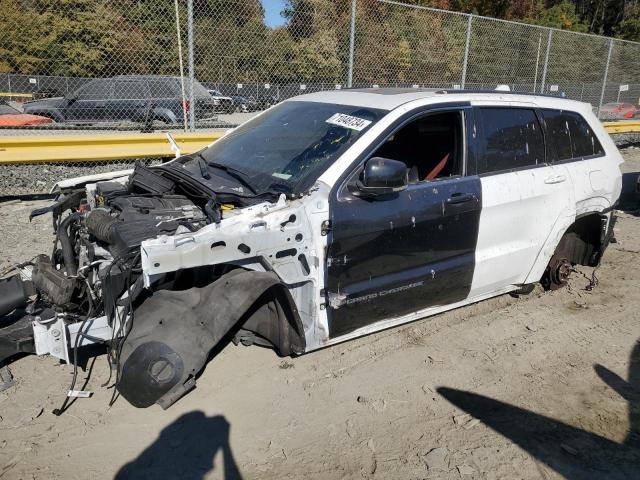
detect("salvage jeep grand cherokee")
(0, 89), (621, 409)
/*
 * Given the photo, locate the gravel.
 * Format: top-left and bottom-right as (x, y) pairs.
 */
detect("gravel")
(0, 160), (158, 197)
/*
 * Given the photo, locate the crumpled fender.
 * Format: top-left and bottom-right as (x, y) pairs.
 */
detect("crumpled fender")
(117, 269), (304, 409)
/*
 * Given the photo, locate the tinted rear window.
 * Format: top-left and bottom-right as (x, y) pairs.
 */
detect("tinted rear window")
(149, 79), (180, 98)
(76, 79), (112, 99)
(113, 80), (147, 99)
(477, 107), (544, 174)
(541, 110), (604, 161)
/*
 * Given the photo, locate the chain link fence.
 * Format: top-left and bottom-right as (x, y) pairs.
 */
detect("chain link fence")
(1, 0), (640, 195)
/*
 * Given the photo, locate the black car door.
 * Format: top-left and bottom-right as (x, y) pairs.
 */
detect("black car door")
(110, 80), (149, 122)
(325, 107), (482, 338)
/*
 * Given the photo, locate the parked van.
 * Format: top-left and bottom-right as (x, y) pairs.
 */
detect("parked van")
(0, 89), (622, 408)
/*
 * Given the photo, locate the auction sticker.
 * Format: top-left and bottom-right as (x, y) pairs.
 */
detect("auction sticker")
(326, 113), (372, 131)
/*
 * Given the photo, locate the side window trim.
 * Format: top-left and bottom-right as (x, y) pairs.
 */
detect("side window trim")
(533, 108), (550, 165)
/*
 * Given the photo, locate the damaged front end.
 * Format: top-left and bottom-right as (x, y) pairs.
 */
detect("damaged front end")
(0, 162), (309, 409)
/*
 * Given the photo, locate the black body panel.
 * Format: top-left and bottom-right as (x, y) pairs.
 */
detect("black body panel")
(326, 177), (481, 337)
(325, 103), (482, 338)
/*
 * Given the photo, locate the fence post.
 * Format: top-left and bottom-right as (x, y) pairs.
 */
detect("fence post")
(540, 29), (552, 93)
(187, 0), (195, 132)
(347, 0), (357, 88)
(461, 15), (472, 89)
(598, 39), (614, 117)
(533, 33), (542, 93)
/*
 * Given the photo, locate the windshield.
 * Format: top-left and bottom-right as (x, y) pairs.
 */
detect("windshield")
(195, 101), (385, 194)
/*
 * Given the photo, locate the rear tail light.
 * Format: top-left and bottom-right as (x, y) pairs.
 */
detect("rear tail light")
(180, 99), (191, 113)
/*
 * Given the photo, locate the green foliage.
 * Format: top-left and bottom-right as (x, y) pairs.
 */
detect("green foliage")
(0, 0), (638, 85)
(616, 17), (640, 41)
(0, 0), (116, 75)
(526, 1), (589, 32)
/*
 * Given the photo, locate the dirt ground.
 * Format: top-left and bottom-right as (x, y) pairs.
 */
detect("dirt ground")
(1, 151), (639, 480)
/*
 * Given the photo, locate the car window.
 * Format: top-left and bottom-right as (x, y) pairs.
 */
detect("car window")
(113, 80), (147, 100)
(541, 109), (604, 161)
(75, 79), (112, 100)
(194, 101), (385, 194)
(477, 107), (544, 174)
(149, 79), (179, 98)
(372, 111), (463, 182)
(192, 80), (210, 97)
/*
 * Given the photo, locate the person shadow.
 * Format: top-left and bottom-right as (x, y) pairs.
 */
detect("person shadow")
(115, 411), (242, 480)
(438, 339), (640, 479)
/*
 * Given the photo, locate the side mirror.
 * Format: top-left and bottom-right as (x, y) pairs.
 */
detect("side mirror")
(355, 157), (408, 197)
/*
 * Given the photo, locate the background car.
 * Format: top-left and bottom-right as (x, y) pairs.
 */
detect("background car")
(599, 102), (639, 120)
(232, 95), (260, 112)
(22, 75), (217, 125)
(0, 101), (53, 126)
(256, 95), (280, 110)
(206, 89), (235, 113)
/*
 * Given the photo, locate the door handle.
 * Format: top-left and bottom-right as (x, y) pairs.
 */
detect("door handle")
(446, 193), (475, 205)
(544, 174), (567, 184)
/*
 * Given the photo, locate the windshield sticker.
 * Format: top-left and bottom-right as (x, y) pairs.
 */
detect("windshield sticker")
(325, 113), (372, 131)
(272, 172), (292, 180)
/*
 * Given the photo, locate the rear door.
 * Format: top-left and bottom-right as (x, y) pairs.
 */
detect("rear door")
(326, 107), (481, 338)
(468, 106), (574, 297)
(110, 80), (149, 122)
(540, 109), (608, 214)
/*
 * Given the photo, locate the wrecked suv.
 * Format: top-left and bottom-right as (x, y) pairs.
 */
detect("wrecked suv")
(0, 89), (621, 409)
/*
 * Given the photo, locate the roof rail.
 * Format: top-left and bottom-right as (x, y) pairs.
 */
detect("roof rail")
(434, 89), (567, 99)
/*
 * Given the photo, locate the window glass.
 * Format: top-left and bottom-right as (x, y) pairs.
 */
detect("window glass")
(477, 108), (544, 174)
(541, 110), (604, 160)
(149, 79), (179, 98)
(113, 80), (147, 99)
(372, 111), (463, 182)
(567, 112), (604, 158)
(192, 80), (210, 97)
(75, 79), (112, 100)
(190, 101), (385, 194)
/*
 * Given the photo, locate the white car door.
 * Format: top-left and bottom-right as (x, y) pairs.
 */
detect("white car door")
(469, 106), (575, 298)
(539, 108), (615, 216)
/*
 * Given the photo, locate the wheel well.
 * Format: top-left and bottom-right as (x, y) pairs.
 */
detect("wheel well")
(558, 213), (610, 268)
(234, 284), (306, 357)
(154, 265), (306, 356)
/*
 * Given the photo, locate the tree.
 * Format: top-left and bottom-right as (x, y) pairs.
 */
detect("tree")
(528, 1), (589, 32)
(0, 0), (116, 76)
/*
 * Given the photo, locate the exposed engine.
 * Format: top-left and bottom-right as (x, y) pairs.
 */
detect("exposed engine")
(0, 161), (308, 411)
(0, 164), (218, 408)
(2, 164), (213, 321)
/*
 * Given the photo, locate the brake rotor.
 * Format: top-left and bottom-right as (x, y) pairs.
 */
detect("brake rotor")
(547, 257), (572, 290)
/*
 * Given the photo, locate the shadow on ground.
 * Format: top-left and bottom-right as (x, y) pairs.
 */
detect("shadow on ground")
(620, 171), (640, 213)
(115, 411), (242, 480)
(438, 340), (640, 479)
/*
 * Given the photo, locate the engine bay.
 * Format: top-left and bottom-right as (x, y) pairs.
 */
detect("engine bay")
(0, 163), (238, 409)
(0, 160), (311, 411)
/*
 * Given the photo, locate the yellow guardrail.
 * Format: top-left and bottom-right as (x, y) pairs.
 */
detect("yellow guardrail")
(0, 92), (33, 98)
(0, 132), (223, 165)
(602, 121), (640, 134)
